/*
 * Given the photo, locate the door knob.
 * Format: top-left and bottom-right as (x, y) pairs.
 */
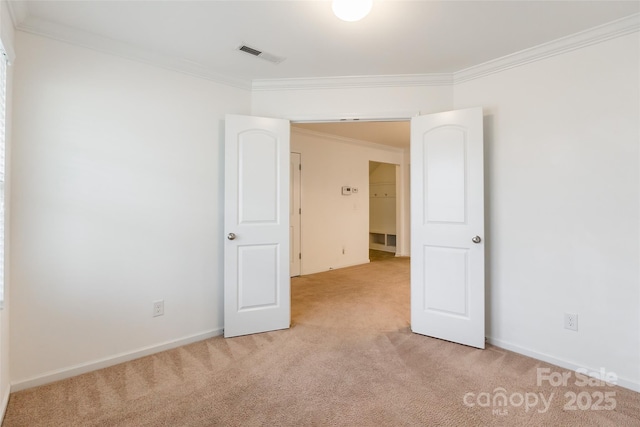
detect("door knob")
(227, 233), (237, 240)
(472, 236), (481, 244)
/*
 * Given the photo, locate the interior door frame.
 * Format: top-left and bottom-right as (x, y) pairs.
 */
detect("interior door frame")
(290, 151), (302, 277)
(288, 111), (416, 261)
(226, 110), (485, 342)
(368, 160), (402, 255)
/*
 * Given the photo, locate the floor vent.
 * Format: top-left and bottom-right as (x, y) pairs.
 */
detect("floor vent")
(237, 44), (285, 64)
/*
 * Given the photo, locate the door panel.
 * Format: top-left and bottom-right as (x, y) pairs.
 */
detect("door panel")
(224, 114), (290, 338)
(410, 108), (485, 349)
(423, 127), (467, 223)
(423, 246), (469, 316)
(238, 244), (279, 310)
(238, 133), (279, 223)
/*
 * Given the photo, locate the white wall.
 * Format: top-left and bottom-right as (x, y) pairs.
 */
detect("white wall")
(0, 0), (14, 417)
(252, 85), (453, 120)
(7, 18), (639, 398)
(291, 128), (403, 274)
(254, 33), (640, 391)
(10, 32), (251, 388)
(253, 85), (452, 258)
(454, 33), (640, 390)
(369, 162), (397, 184)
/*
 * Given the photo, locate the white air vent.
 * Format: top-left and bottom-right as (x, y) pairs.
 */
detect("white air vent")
(237, 44), (285, 64)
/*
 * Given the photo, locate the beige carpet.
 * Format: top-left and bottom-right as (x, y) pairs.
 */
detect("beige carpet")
(3, 256), (640, 426)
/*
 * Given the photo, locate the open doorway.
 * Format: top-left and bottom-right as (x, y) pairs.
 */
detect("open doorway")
(369, 161), (399, 262)
(291, 121), (410, 275)
(225, 110), (485, 347)
(287, 122), (410, 335)
(289, 120), (410, 276)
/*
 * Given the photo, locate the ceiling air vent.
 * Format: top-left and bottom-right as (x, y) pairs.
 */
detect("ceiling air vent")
(237, 44), (285, 64)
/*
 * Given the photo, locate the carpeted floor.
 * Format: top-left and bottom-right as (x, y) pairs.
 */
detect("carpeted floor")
(3, 256), (639, 426)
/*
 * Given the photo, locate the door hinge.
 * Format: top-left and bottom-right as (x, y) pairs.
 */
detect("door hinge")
(299, 164), (301, 170)
(299, 208), (301, 214)
(299, 253), (301, 259)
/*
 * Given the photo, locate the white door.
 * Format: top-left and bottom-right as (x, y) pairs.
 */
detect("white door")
(410, 108), (485, 349)
(224, 114), (290, 338)
(290, 153), (301, 277)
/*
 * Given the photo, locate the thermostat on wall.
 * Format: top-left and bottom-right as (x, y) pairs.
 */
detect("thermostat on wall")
(342, 186), (352, 195)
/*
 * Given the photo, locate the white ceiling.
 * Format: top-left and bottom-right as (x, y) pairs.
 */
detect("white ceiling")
(8, 1), (639, 147)
(9, 1), (639, 87)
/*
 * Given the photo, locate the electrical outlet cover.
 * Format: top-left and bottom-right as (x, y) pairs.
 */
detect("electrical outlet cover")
(153, 300), (164, 317)
(564, 313), (578, 331)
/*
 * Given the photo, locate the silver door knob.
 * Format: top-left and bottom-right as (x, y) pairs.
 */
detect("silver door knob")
(472, 236), (481, 244)
(227, 233), (237, 240)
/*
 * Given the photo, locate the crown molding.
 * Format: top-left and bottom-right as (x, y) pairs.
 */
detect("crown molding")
(6, 1), (29, 29)
(454, 13), (640, 84)
(255, 13), (639, 90)
(10, 9), (639, 91)
(252, 73), (454, 91)
(15, 17), (253, 91)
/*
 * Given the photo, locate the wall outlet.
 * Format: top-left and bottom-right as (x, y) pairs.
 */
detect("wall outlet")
(564, 313), (578, 331)
(153, 300), (164, 317)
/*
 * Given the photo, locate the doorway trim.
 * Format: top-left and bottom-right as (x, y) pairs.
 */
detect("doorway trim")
(288, 111), (418, 260)
(287, 111), (419, 124)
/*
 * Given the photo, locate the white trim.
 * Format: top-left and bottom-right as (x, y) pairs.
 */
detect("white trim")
(304, 259), (371, 276)
(487, 336), (640, 393)
(254, 14), (639, 90)
(6, 1), (28, 29)
(253, 74), (453, 91)
(0, 383), (10, 424)
(15, 18), (252, 90)
(10, 9), (638, 91)
(287, 111), (418, 123)
(11, 328), (223, 392)
(454, 13), (640, 84)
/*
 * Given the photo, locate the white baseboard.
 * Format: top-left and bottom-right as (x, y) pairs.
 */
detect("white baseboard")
(11, 328), (223, 392)
(487, 336), (640, 393)
(331, 259), (371, 270)
(0, 383), (11, 424)
(303, 259), (371, 276)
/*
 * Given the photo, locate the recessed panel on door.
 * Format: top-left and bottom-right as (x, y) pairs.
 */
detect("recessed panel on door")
(423, 245), (469, 318)
(238, 244), (279, 311)
(225, 114), (290, 338)
(423, 126), (467, 224)
(410, 108), (484, 349)
(238, 131), (279, 224)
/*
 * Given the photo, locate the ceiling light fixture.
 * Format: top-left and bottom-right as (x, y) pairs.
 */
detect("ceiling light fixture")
(332, 0), (373, 22)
